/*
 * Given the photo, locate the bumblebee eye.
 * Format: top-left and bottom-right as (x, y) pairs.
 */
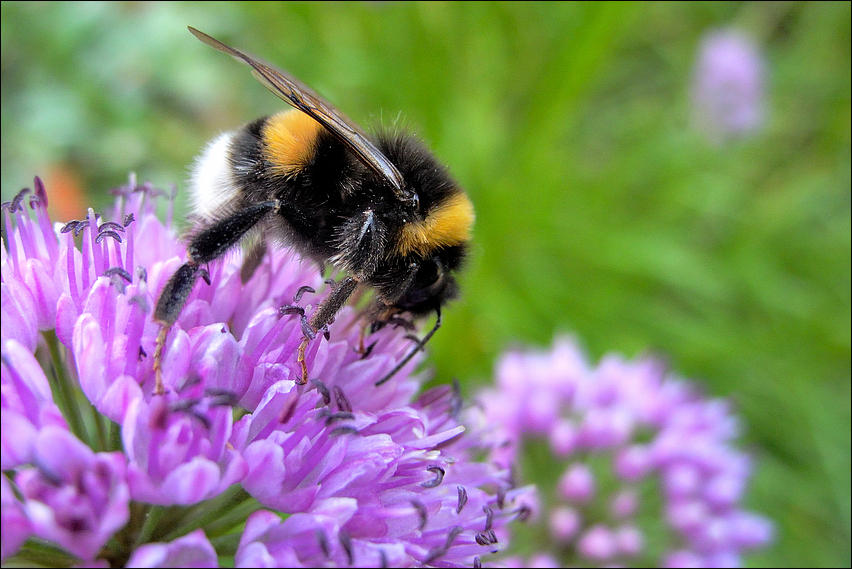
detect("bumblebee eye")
(415, 262), (437, 287)
(390, 258), (452, 312)
(414, 258), (444, 293)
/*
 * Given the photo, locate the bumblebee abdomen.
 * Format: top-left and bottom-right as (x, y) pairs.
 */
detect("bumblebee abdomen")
(188, 117), (271, 222)
(188, 131), (242, 222)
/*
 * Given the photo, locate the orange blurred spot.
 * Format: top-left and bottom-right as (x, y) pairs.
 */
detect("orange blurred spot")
(45, 164), (87, 223)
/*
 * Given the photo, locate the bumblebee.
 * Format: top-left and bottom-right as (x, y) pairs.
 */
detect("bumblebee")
(153, 27), (474, 392)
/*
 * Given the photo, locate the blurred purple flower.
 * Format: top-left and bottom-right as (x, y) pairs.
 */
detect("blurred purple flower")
(125, 529), (218, 568)
(16, 426), (130, 561)
(478, 337), (774, 567)
(1, 339), (68, 468)
(692, 29), (766, 142)
(1, 176), (531, 567)
(1, 474), (32, 560)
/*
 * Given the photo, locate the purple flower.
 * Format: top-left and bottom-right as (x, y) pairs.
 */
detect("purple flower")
(478, 337), (774, 567)
(122, 395), (247, 506)
(1, 176), (532, 567)
(691, 29), (766, 142)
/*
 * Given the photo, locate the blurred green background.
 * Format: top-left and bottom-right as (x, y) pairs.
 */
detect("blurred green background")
(2, 2), (849, 567)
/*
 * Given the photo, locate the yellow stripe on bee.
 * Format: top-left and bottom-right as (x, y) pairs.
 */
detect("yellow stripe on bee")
(262, 110), (323, 178)
(395, 192), (474, 257)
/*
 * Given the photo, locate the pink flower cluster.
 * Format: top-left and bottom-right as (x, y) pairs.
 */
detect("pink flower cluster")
(2, 177), (531, 567)
(479, 338), (774, 568)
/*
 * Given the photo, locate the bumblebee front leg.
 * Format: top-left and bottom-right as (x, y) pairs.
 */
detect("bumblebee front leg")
(296, 276), (359, 384)
(153, 200), (278, 394)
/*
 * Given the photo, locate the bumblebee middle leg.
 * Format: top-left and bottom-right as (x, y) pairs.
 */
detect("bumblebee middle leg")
(296, 276), (359, 384)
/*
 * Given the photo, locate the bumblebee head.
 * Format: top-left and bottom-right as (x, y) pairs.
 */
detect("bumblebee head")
(375, 132), (474, 254)
(360, 133), (472, 313)
(400, 247), (466, 314)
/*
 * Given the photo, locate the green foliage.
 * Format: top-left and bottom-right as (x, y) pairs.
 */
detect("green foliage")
(2, 2), (849, 566)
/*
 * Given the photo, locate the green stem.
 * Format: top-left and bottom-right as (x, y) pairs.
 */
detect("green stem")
(14, 538), (78, 567)
(203, 495), (264, 537)
(92, 401), (110, 451)
(148, 505), (188, 541)
(44, 332), (89, 446)
(157, 487), (256, 543)
(210, 532), (242, 557)
(135, 505), (166, 547)
(110, 420), (123, 452)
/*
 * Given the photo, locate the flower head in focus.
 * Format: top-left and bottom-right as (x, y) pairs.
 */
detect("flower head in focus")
(691, 29), (766, 143)
(1, 176), (532, 567)
(479, 337), (774, 568)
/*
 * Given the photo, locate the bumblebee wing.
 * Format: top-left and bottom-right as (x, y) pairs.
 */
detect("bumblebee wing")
(188, 27), (410, 198)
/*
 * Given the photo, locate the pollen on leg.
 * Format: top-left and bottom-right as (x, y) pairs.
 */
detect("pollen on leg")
(297, 336), (310, 385)
(153, 325), (171, 395)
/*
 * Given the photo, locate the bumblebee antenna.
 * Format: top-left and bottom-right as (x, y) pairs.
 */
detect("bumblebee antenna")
(375, 307), (442, 386)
